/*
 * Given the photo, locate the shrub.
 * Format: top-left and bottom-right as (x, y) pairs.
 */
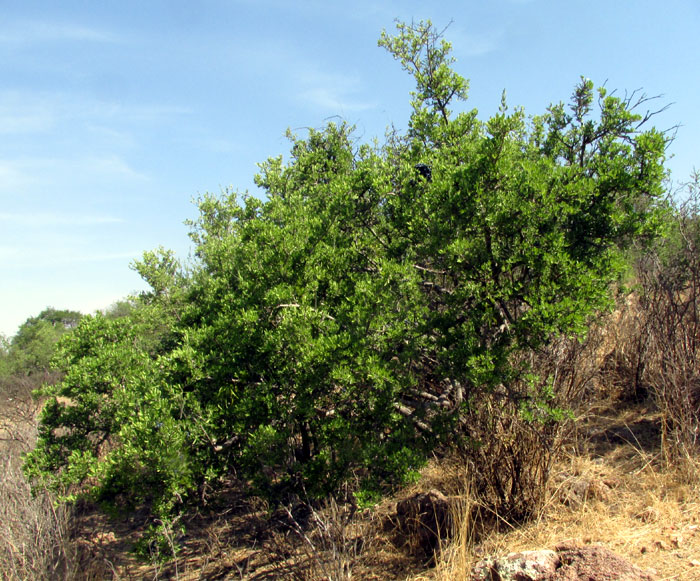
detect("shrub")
(636, 173), (700, 468)
(25, 20), (669, 533)
(0, 392), (75, 580)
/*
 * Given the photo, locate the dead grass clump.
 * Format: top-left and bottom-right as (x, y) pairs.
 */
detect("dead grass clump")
(637, 242), (700, 473)
(629, 177), (700, 468)
(427, 481), (483, 581)
(597, 294), (652, 403)
(0, 407), (77, 581)
(590, 275), (699, 473)
(271, 499), (364, 580)
(0, 454), (75, 580)
(430, 405), (700, 581)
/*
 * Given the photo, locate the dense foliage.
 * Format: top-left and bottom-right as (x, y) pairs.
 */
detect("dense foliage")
(25, 21), (669, 531)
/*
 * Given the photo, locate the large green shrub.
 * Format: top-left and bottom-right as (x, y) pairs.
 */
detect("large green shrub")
(25, 21), (669, 530)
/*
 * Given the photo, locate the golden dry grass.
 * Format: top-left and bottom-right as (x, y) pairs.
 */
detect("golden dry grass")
(424, 404), (700, 581)
(2, 409), (698, 580)
(5, 392), (696, 580)
(0, 394), (79, 581)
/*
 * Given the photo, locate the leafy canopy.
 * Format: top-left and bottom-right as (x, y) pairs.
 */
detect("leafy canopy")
(25, 20), (668, 529)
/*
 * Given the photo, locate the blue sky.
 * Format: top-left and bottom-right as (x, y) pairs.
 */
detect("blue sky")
(2, 0), (699, 338)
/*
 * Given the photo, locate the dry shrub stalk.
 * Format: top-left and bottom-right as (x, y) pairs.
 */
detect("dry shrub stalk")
(633, 176), (700, 471)
(268, 498), (363, 581)
(459, 391), (559, 523)
(455, 329), (605, 524)
(0, 388), (77, 581)
(0, 454), (75, 580)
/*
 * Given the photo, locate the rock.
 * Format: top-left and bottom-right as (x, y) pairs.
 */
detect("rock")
(472, 544), (657, 581)
(472, 549), (560, 580)
(395, 489), (452, 558)
(553, 544), (657, 580)
(560, 476), (612, 507)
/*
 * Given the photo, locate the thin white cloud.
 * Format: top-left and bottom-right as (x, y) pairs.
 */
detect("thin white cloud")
(85, 124), (137, 149)
(0, 110), (53, 134)
(87, 155), (150, 181)
(0, 90), (190, 138)
(0, 213), (123, 227)
(297, 69), (376, 113)
(0, 246), (20, 260)
(0, 20), (119, 45)
(0, 246), (142, 268)
(0, 160), (39, 191)
(196, 137), (243, 155)
(300, 86), (376, 113)
(59, 250), (142, 264)
(0, 155), (149, 197)
(451, 27), (504, 58)
(231, 38), (377, 114)
(80, 101), (192, 123)
(0, 92), (58, 135)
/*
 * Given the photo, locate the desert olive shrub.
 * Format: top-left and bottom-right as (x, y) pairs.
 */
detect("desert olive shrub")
(25, 20), (669, 533)
(184, 123), (433, 499)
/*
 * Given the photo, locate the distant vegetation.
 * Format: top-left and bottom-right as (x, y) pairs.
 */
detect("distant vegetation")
(2, 20), (696, 570)
(1, 308), (82, 376)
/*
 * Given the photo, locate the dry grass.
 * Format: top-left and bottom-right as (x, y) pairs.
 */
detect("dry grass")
(0, 391), (78, 581)
(0, 451), (76, 580)
(6, 390), (692, 580)
(425, 403), (700, 581)
(2, 412), (697, 581)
